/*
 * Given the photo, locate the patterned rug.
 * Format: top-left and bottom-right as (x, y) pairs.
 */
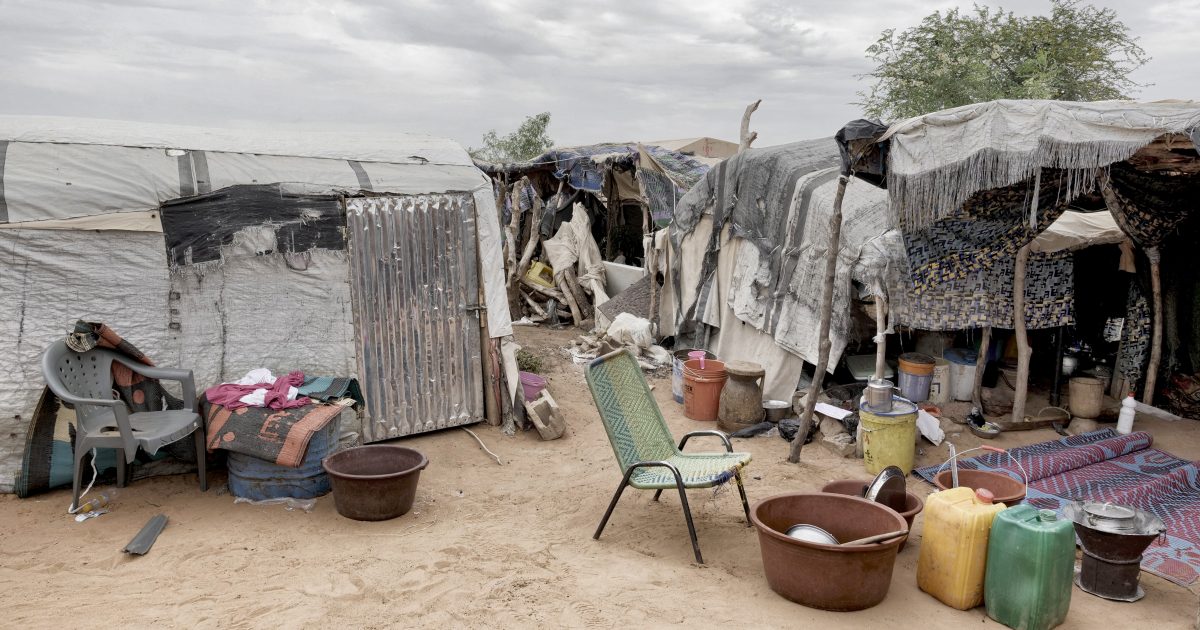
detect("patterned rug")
(915, 429), (1200, 586)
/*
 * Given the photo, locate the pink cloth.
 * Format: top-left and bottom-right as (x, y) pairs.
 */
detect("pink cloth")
(204, 371), (311, 410)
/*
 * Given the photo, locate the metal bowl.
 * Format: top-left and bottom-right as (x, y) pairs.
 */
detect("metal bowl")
(763, 399), (791, 423)
(784, 523), (839, 544)
(969, 420), (1003, 439)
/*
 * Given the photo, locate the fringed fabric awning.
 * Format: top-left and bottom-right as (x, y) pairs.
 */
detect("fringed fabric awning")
(877, 100), (1200, 229)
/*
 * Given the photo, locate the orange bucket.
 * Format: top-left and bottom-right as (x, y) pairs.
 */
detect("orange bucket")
(683, 359), (726, 421)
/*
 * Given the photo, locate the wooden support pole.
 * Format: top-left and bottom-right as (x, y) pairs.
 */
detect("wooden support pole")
(739, 99), (761, 152)
(1011, 244), (1032, 424)
(972, 326), (992, 412)
(789, 175), (847, 464)
(521, 278), (566, 302)
(873, 292), (888, 381)
(557, 275), (584, 326)
(1144, 246), (1163, 405)
(561, 267), (592, 320)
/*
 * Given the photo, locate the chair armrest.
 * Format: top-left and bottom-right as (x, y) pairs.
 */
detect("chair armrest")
(677, 430), (734, 453)
(112, 356), (197, 409)
(622, 460), (685, 485)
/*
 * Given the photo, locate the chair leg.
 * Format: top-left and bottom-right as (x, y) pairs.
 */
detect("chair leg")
(734, 469), (752, 526)
(114, 448), (127, 488)
(70, 444), (88, 512)
(594, 476), (632, 540)
(193, 429), (208, 492)
(674, 480), (704, 564)
(652, 489), (663, 502)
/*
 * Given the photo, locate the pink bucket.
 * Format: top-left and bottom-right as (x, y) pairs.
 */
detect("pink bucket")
(520, 371), (548, 401)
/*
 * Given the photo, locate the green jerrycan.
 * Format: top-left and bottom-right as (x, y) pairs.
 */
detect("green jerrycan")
(984, 505), (1075, 630)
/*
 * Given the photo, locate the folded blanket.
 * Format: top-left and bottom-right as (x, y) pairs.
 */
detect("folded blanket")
(298, 376), (365, 409)
(205, 370), (310, 410)
(205, 399), (343, 467)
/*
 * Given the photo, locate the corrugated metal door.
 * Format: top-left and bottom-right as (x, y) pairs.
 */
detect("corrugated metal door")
(345, 194), (484, 441)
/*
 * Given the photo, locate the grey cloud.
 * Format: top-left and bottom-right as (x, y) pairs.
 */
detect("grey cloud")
(0, 0), (1192, 149)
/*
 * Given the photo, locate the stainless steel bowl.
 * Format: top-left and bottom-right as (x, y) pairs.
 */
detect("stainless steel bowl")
(784, 523), (839, 544)
(762, 399), (791, 423)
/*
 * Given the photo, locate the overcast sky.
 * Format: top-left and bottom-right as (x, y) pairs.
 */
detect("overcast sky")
(0, 0), (1195, 149)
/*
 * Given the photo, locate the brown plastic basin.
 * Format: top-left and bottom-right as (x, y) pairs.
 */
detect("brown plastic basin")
(933, 469), (1026, 504)
(323, 445), (428, 521)
(820, 480), (924, 550)
(750, 492), (908, 611)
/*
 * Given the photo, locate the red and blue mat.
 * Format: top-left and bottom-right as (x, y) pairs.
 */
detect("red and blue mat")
(915, 429), (1200, 586)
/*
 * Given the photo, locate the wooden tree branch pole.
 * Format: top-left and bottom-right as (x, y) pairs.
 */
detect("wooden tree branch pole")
(1096, 169), (1161, 403)
(1011, 244), (1032, 424)
(972, 326), (992, 411)
(1144, 246), (1163, 405)
(789, 175), (848, 464)
(739, 99), (762, 153)
(874, 291), (888, 380)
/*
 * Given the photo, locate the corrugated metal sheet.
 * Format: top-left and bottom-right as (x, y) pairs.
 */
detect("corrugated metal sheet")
(345, 194), (484, 441)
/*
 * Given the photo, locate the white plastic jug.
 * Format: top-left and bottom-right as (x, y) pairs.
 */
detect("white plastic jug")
(1117, 394), (1136, 435)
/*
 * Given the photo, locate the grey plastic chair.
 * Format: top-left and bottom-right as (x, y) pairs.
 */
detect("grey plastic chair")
(40, 340), (207, 510)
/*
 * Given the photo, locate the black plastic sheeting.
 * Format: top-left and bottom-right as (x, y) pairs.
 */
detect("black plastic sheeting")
(160, 184), (345, 266)
(836, 119), (890, 188)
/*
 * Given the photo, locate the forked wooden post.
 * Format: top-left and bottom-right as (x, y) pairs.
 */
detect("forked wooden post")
(1011, 244), (1032, 424)
(972, 326), (992, 411)
(1144, 246), (1163, 404)
(789, 175), (848, 463)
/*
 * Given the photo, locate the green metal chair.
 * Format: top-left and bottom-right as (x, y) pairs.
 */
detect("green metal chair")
(585, 348), (752, 563)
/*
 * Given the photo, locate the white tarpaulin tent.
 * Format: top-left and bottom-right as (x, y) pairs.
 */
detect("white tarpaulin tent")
(0, 116), (512, 493)
(1029, 210), (1127, 253)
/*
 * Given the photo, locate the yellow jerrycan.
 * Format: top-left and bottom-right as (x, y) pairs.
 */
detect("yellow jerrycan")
(917, 486), (1006, 610)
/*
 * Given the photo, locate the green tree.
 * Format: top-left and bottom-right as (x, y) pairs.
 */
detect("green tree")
(471, 112), (554, 162)
(859, 0), (1149, 120)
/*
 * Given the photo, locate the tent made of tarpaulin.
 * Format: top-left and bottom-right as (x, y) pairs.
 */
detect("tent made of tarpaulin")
(660, 138), (908, 400)
(478, 142), (715, 228)
(644, 137), (738, 164)
(0, 116), (513, 494)
(838, 99), (1200, 415)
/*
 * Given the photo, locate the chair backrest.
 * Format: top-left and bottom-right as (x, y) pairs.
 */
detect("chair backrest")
(41, 340), (118, 422)
(584, 349), (677, 471)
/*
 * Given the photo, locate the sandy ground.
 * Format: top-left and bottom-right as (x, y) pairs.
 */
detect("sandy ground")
(2, 326), (1198, 629)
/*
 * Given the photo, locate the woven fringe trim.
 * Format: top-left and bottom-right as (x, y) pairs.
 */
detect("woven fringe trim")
(888, 136), (1164, 230)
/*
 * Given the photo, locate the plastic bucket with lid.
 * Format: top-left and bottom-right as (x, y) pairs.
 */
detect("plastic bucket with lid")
(682, 358), (726, 421)
(672, 349), (715, 403)
(944, 348), (978, 401)
(860, 397), (918, 475)
(897, 353), (935, 403)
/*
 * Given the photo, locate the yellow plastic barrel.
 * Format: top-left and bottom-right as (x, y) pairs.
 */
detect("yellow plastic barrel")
(860, 398), (918, 475)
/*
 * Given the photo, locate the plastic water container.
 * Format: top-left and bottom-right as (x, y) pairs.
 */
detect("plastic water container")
(929, 358), (952, 404)
(897, 353), (935, 402)
(917, 487), (1006, 610)
(944, 348), (978, 402)
(985, 505), (1074, 630)
(1117, 394), (1137, 435)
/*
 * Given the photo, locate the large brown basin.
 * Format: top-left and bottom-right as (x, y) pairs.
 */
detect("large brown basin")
(932, 469), (1026, 504)
(750, 492), (908, 611)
